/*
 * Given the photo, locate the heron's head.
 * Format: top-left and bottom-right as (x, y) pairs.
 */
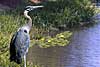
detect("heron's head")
(25, 5), (44, 12)
(24, 5), (44, 19)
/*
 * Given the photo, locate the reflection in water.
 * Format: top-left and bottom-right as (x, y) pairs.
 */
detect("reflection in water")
(28, 15), (100, 67)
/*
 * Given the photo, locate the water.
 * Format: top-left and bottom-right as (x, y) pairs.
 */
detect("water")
(27, 14), (100, 67)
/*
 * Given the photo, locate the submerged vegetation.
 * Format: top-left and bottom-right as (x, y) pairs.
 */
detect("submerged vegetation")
(31, 31), (72, 48)
(0, 0), (95, 66)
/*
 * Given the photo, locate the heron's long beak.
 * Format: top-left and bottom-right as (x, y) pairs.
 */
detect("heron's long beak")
(26, 5), (44, 9)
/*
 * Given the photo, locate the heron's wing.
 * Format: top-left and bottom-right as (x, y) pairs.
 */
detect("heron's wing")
(10, 30), (30, 64)
(10, 32), (17, 46)
(15, 30), (30, 56)
(10, 32), (18, 61)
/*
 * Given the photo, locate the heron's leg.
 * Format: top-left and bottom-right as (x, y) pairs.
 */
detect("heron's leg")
(24, 55), (26, 67)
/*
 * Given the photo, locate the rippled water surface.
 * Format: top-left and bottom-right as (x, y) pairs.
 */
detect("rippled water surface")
(27, 14), (100, 67)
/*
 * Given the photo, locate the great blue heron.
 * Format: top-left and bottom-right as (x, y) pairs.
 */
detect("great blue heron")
(10, 5), (43, 67)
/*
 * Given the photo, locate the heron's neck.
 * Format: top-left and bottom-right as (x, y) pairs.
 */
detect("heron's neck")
(24, 10), (32, 30)
(27, 17), (32, 29)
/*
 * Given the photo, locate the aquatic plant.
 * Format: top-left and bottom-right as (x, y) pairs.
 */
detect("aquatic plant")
(33, 31), (72, 48)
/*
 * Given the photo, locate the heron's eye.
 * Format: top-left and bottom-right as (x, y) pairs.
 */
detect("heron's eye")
(24, 30), (27, 33)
